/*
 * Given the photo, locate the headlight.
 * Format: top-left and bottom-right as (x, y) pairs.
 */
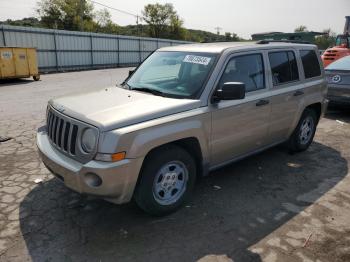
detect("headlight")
(81, 128), (97, 153)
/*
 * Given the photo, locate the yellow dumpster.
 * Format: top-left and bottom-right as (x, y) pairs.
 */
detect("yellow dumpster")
(0, 47), (40, 81)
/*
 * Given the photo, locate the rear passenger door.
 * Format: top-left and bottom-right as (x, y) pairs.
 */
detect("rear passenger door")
(266, 50), (304, 144)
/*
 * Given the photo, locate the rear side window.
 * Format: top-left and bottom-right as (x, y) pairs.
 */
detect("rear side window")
(269, 51), (299, 85)
(218, 54), (265, 92)
(300, 50), (321, 79)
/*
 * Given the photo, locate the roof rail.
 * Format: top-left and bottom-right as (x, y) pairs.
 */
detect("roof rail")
(256, 40), (311, 44)
(200, 40), (239, 43)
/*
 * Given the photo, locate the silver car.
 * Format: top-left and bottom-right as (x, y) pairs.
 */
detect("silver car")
(37, 42), (328, 215)
(325, 55), (350, 105)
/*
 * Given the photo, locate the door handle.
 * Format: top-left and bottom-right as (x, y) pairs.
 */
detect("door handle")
(293, 90), (304, 96)
(256, 99), (270, 107)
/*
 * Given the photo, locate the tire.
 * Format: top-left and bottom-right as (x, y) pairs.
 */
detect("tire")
(33, 75), (40, 81)
(288, 108), (318, 153)
(134, 144), (196, 216)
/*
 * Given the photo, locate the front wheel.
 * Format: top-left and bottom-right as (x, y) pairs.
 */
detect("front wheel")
(134, 145), (196, 216)
(288, 108), (318, 153)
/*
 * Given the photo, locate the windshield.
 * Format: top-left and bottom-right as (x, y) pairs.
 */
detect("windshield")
(126, 51), (217, 98)
(325, 55), (350, 71)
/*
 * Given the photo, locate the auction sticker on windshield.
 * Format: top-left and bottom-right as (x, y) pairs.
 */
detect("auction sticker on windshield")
(183, 55), (211, 65)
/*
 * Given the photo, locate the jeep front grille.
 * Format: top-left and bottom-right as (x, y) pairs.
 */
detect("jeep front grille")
(46, 106), (99, 163)
(47, 109), (78, 155)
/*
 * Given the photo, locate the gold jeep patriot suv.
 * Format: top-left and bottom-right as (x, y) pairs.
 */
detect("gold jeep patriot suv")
(37, 41), (328, 216)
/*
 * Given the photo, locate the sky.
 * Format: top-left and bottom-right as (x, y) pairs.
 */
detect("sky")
(0, 0), (349, 39)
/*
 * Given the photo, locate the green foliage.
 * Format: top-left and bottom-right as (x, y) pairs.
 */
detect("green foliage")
(168, 15), (186, 40)
(314, 29), (337, 50)
(117, 24), (149, 37)
(94, 8), (119, 33)
(142, 3), (181, 39)
(295, 25), (308, 32)
(0, 17), (42, 27)
(2, 1), (245, 43)
(185, 29), (243, 42)
(37, 0), (95, 30)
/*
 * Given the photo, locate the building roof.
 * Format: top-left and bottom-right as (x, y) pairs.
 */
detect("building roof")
(251, 32), (283, 36)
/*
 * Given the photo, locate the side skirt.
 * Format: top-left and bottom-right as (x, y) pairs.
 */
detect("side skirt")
(207, 140), (287, 173)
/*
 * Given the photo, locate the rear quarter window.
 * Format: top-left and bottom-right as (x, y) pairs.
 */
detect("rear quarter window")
(300, 50), (321, 79)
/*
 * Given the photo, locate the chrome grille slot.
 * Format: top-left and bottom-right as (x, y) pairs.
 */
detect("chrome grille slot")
(57, 119), (64, 147)
(63, 122), (70, 151)
(46, 106), (99, 164)
(70, 125), (78, 155)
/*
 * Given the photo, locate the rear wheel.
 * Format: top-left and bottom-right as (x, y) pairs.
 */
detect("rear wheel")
(134, 145), (196, 216)
(33, 75), (40, 81)
(288, 108), (318, 153)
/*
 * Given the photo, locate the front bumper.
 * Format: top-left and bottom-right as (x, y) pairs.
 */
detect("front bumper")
(37, 130), (144, 204)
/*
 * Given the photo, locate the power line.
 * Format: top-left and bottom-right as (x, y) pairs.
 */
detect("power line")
(90, 1), (142, 36)
(90, 0), (139, 19)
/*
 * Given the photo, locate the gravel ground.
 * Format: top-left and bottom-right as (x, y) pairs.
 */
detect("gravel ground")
(0, 68), (350, 262)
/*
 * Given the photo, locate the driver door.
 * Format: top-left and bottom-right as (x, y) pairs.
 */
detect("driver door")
(210, 52), (271, 166)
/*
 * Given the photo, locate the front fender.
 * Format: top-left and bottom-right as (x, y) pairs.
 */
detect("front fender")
(127, 119), (209, 159)
(98, 109), (211, 164)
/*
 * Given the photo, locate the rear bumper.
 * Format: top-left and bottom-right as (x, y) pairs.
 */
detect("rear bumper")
(37, 130), (144, 204)
(327, 85), (350, 104)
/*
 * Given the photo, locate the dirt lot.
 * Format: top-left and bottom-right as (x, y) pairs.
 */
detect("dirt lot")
(0, 68), (350, 262)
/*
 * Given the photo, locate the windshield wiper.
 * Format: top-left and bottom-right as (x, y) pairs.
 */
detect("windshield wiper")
(131, 87), (165, 97)
(120, 82), (131, 89)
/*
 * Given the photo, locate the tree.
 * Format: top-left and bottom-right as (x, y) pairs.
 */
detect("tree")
(231, 33), (240, 41)
(314, 29), (337, 49)
(168, 15), (186, 40)
(25, 1), (247, 41)
(95, 8), (111, 27)
(37, 0), (95, 31)
(294, 25), (308, 33)
(95, 8), (119, 33)
(142, 3), (180, 38)
(0, 17), (42, 27)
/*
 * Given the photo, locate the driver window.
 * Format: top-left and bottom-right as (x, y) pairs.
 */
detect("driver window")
(219, 54), (265, 92)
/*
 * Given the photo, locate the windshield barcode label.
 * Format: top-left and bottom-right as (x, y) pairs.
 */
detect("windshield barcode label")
(183, 55), (211, 65)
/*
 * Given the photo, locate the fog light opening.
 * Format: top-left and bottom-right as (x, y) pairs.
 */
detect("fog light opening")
(84, 172), (102, 187)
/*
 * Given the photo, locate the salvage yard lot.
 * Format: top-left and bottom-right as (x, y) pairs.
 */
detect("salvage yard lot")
(0, 68), (350, 262)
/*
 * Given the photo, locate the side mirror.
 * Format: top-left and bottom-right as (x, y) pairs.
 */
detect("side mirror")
(213, 82), (245, 102)
(129, 69), (135, 77)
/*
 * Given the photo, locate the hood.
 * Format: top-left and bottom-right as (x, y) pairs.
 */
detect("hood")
(50, 87), (200, 131)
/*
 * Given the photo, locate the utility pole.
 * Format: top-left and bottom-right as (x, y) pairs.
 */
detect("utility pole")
(136, 15), (140, 37)
(214, 26), (222, 35)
